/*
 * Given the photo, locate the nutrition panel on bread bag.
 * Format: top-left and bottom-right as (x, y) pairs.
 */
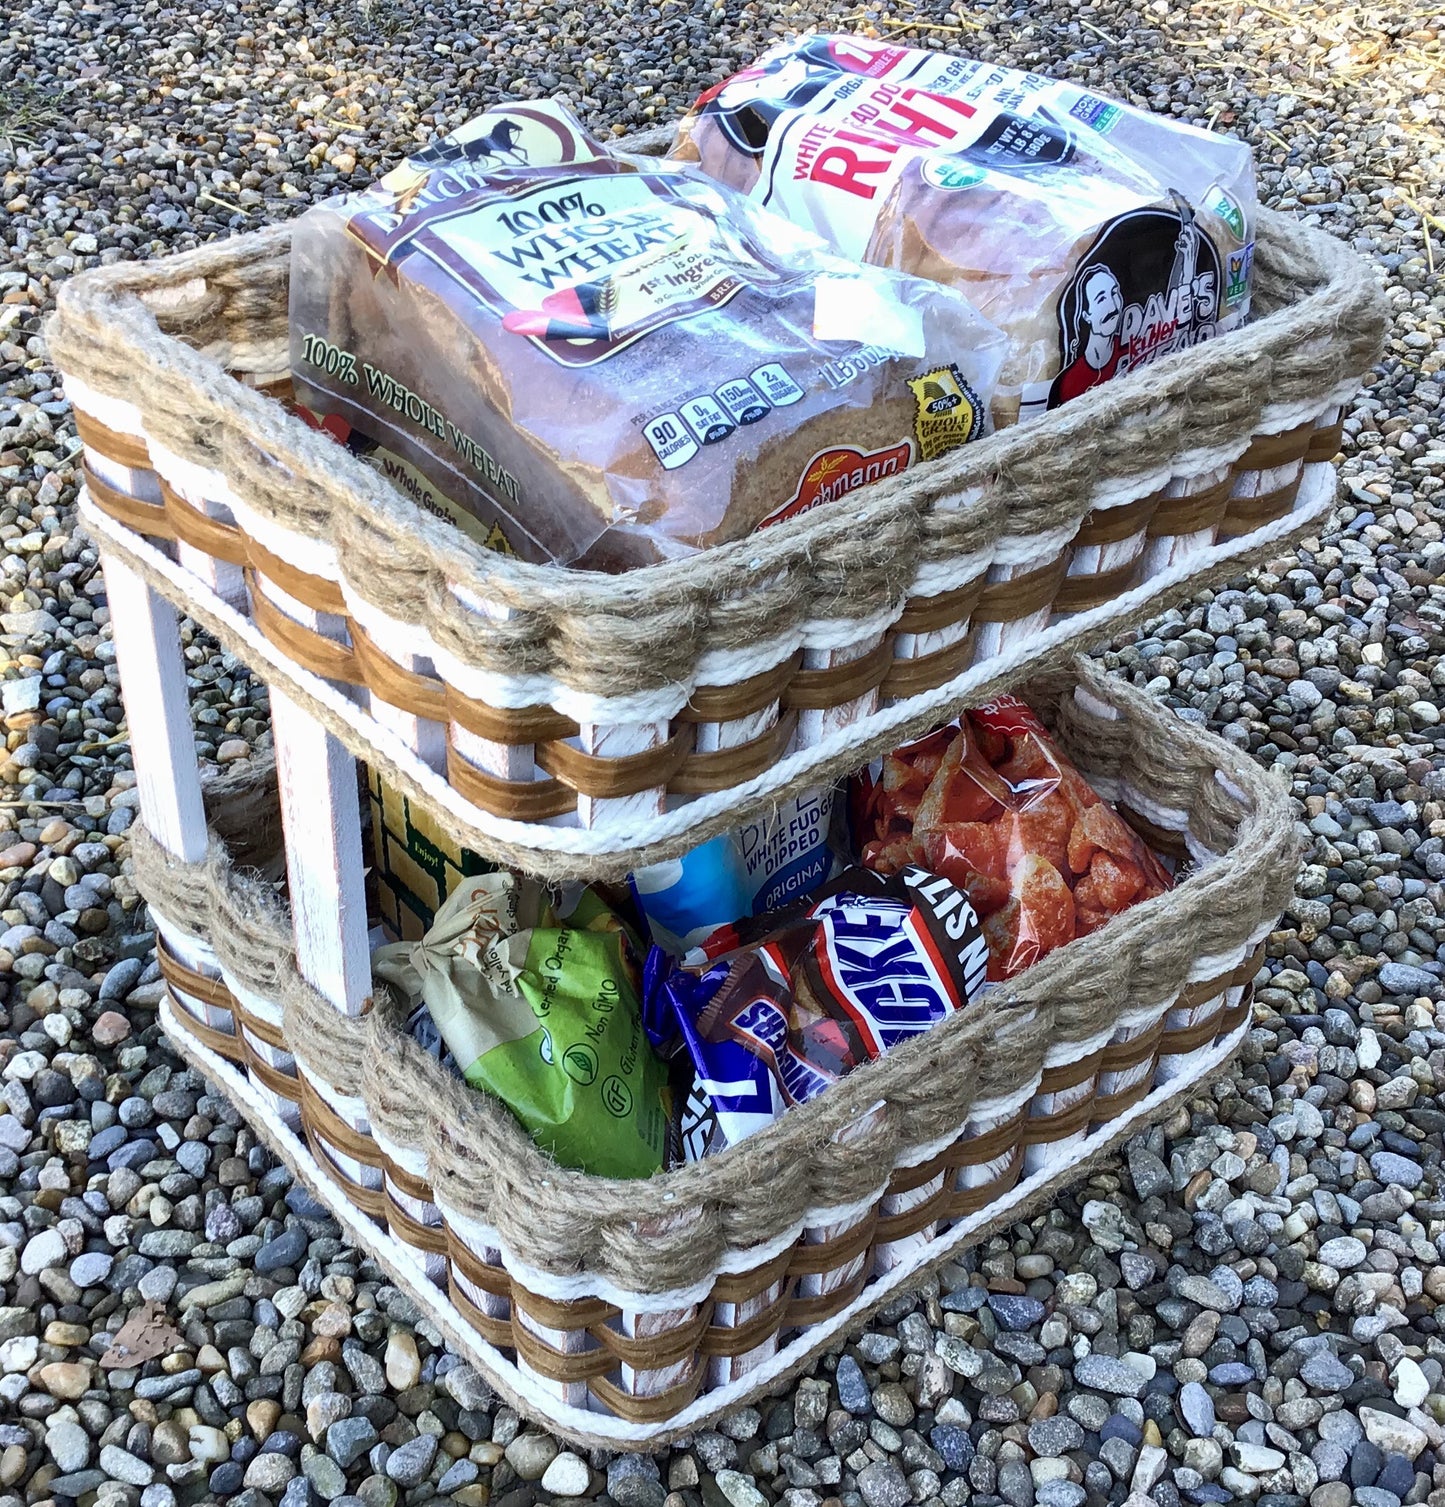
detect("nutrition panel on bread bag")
(637, 362), (805, 469)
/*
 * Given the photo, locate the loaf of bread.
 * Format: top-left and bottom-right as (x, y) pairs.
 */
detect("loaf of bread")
(290, 100), (1007, 569)
(671, 38), (1256, 425)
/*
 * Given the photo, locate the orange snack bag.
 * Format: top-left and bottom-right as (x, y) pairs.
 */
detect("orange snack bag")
(851, 695), (1172, 980)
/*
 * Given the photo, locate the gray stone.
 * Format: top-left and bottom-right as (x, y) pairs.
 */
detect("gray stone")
(244, 1453), (297, 1492)
(1378, 962), (1439, 997)
(1127, 1145), (1172, 1200)
(836, 1354), (870, 1412)
(857, 1460), (910, 1507)
(1179, 1380), (1216, 1437)
(20, 1227), (68, 1275)
(1316, 1235), (1367, 1270)
(715, 1469), (770, 1507)
(442, 1363), (492, 1413)
(1074, 1353), (1147, 1398)
(541, 1452), (592, 1497)
(1028, 1417), (1085, 1455)
(46, 1420), (92, 1474)
(1173, 1272), (1236, 1311)
(383, 1434), (436, 1487)
(100, 1445), (155, 1487)
(1301, 1350), (1354, 1391)
(255, 1224), (309, 1273)
(1370, 1152), (1425, 1189)
(68, 1250), (113, 1288)
(326, 1417), (378, 1469)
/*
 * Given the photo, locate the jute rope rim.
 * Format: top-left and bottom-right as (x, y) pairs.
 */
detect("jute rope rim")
(89, 489), (1326, 882)
(46, 169), (1385, 702)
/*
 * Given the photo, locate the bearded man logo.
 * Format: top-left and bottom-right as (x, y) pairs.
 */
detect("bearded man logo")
(1052, 264), (1124, 404)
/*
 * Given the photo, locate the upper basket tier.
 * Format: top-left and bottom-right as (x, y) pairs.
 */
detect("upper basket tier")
(48, 175), (1384, 877)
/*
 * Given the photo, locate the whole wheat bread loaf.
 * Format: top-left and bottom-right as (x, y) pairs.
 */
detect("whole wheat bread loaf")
(289, 100), (1007, 569)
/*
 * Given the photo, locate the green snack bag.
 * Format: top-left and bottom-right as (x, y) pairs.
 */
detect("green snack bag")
(373, 873), (670, 1178)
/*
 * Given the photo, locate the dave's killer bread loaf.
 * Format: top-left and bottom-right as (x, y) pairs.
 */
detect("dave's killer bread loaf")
(671, 38), (1257, 424)
(290, 100), (1007, 568)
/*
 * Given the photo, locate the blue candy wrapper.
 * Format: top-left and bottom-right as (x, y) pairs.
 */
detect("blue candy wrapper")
(649, 863), (989, 1160)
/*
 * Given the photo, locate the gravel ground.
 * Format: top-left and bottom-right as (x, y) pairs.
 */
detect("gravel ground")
(1, 2), (1443, 1507)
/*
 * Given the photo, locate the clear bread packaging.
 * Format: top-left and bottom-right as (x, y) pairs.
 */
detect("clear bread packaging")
(289, 99), (1007, 568)
(672, 36), (1256, 424)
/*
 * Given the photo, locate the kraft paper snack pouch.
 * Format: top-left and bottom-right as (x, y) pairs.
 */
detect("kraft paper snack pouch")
(649, 864), (988, 1157)
(290, 98), (1007, 568)
(671, 36), (1256, 424)
(373, 872), (670, 1178)
(851, 695), (1173, 980)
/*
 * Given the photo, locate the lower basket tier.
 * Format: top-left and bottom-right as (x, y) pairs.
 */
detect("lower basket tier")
(159, 986), (1253, 1451)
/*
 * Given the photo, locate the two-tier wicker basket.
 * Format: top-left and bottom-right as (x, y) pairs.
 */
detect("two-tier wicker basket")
(47, 113), (1384, 1448)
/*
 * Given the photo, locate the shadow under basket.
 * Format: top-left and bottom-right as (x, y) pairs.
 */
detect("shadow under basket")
(146, 658), (1299, 1449)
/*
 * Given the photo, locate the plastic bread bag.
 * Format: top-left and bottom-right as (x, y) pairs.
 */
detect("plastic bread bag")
(850, 694), (1173, 981)
(290, 98), (1008, 569)
(670, 36), (1256, 425)
(373, 872), (671, 1178)
(647, 863), (988, 1158)
(629, 787), (841, 955)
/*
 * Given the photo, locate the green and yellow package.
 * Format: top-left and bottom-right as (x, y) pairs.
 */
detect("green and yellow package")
(373, 873), (669, 1178)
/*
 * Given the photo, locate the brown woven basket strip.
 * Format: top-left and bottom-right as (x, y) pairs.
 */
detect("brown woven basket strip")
(875, 1179), (955, 1243)
(446, 750), (574, 821)
(1219, 483), (1301, 536)
(536, 728), (694, 798)
(73, 409), (154, 471)
(85, 465), (175, 538)
(588, 1365), (710, 1426)
(243, 1046), (303, 1103)
(881, 634), (977, 702)
(1146, 478), (1234, 538)
(1306, 421), (1345, 461)
(786, 1267), (872, 1327)
(946, 1155), (1026, 1219)
(446, 688), (576, 742)
(165, 994), (247, 1063)
(95, 507), (1316, 882)
(161, 479), (250, 565)
(698, 1297), (791, 1359)
(1237, 421), (1315, 470)
(49, 206), (1384, 701)
(448, 1282), (515, 1349)
(352, 622), (448, 722)
(1052, 556), (1144, 615)
(670, 719), (795, 797)
(155, 937), (233, 1011)
(1074, 490), (1164, 546)
(973, 556), (1071, 622)
(249, 575), (361, 684)
(784, 641), (895, 708)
